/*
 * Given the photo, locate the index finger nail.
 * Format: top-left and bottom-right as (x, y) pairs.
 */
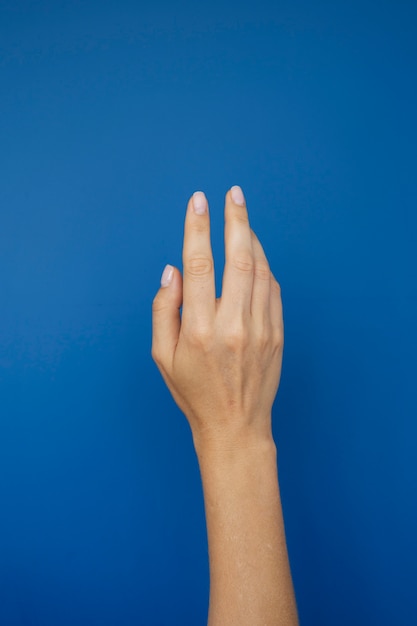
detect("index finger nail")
(193, 191), (208, 215)
(231, 185), (245, 206)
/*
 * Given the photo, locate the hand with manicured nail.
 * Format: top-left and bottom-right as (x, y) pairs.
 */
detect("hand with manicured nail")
(151, 186), (298, 626)
(151, 185), (284, 451)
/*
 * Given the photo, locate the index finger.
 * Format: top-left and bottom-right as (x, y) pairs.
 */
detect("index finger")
(181, 191), (216, 330)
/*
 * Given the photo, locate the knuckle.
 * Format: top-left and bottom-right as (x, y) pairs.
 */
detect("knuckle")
(232, 253), (254, 274)
(232, 210), (249, 225)
(185, 256), (213, 279)
(152, 294), (166, 313)
(189, 219), (208, 233)
(272, 328), (284, 350)
(151, 344), (161, 364)
(186, 325), (213, 349)
(223, 321), (248, 350)
(254, 326), (271, 350)
(271, 278), (282, 295)
(254, 261), (271, 281)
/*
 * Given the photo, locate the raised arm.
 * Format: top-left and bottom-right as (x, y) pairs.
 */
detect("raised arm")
(151, 185), (299, 625)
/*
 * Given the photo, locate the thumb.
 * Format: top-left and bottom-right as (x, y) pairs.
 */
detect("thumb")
(151, 264), (183, 368)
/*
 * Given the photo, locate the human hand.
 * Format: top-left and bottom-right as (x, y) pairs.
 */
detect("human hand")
(151, 186), (284, 453)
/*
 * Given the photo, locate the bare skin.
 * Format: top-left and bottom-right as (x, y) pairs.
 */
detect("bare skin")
(151, 185), (299, 625)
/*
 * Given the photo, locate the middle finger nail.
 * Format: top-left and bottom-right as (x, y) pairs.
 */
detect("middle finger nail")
(231, 185), (245, 206)
(193, 191), (208, 215)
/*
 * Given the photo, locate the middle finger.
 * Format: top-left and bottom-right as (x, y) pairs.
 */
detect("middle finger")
(219, 185), (254, 321)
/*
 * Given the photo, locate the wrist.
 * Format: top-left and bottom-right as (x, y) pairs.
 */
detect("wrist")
(191, 422), (277, 469)
(193, 429), (280, 524)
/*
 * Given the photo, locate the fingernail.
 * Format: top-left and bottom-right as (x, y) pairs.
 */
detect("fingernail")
(193, 191), (207, 215)
(161, 264), (174, 287)
(231, 185), (245, 206)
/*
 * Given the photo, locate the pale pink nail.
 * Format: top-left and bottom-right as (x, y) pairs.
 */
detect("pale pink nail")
(231, 185), (245, 206)
(193, 191), (207, 214)
(161, 264), (174, 287)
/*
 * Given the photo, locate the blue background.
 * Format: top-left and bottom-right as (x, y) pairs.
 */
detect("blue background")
(1, 1), (416, 624)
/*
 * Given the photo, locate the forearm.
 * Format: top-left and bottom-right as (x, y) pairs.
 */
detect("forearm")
(195, 430), (299, 626)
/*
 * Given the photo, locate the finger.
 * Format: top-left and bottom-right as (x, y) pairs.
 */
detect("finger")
(219, 185), (254, 320)
(250, 228), (271, 328)
(270, 271), (284, 342)
(182, 191), (216, 330)
(151, 265), (183, 369)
